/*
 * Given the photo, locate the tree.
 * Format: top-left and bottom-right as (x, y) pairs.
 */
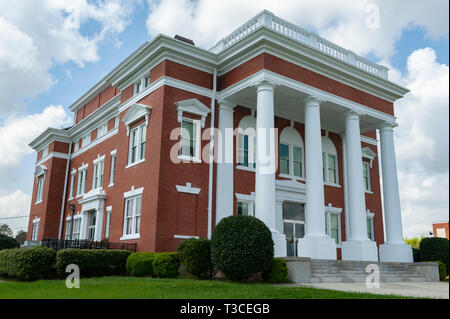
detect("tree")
(0, 224), (13, 237)
(15, 231), (27, 245)
(404, 236), (426, 249)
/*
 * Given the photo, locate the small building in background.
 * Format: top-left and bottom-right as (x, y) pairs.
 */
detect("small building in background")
(432, 221), (449, 240)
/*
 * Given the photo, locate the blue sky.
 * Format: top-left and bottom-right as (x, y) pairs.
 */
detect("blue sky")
(0, 0), (448, 237)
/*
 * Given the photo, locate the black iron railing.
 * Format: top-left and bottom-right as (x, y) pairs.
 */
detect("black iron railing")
(41, 238), (137, 252)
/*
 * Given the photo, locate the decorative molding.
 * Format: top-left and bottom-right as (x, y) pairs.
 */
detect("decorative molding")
(34, 165), (47, 178)
(176, 182), (201, 194)
(123, 186), (144, 198)
(362, 146), (377, 168)
(173, 234), (200, 239)
(175, 98), (211, 128)
(122, 103), (152, 136)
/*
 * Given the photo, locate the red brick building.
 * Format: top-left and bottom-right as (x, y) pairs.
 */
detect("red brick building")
(27, 10), (413, 262)
(432, 222), (449, 240)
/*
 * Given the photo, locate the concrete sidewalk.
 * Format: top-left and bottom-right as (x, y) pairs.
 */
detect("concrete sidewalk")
(293, 282), (449, 299)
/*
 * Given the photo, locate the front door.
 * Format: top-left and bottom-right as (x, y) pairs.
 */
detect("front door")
(282, 202), (305, 256)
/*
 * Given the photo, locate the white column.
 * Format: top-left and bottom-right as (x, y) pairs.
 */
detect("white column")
(297, 96), (336, 260)
(378, 124), (413, 262)
(215, 101), (235, 224)
(255, 81), (286, 257)
(341, 134), (350, 240)
(341, 111), (378, 261)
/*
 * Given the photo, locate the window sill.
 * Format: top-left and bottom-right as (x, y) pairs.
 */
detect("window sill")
(279, 173), (305, 182)
(120, 234), (140, 241)
(236, 165), (255, 172)
(35, 200), (42, 205)
(324, 182), (341, 188)
(178, 155), (201, 163)
(125, 159), (145, 169)
(365, 190), (373, 194)
(108, 183), (114, 188)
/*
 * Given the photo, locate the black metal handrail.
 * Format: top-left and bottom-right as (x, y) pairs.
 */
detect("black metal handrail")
(41, 238), (137, 252)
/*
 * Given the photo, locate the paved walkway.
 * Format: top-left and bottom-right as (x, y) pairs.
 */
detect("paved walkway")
(294, 282), (449, 299)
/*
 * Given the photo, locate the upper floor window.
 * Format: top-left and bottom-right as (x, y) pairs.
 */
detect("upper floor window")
(97, 123), (107, 138)
(279, 127), (304, 179)
(92, 157), (105, 190)
(36, 176), (44, 203)
(41, 146), (49, 158)
(82, 134), (90, 148)
(179, 118), (200, 160)
(109, 150), (117, 186)
(128, 124), (146, 165)
(69, 170), (76, 199)
(134, 74), (150, 95)
(362, 161), (371, 192)
(74, 140), (80, 152)
(77, 165), (88, 196)
(237, 115), (256, 169)
(322, 136), (339, 185)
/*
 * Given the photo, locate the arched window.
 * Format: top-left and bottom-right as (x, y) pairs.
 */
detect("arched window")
(322, 136), (339, 185)
(237, 115), (256, 169)
(279, 127), (304, 179)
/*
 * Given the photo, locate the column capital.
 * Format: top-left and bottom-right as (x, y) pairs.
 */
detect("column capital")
(344, 110), (363, 120)
(379, 122), (398, 132)
(304, 95), (324, 106)
(255, 80), (276, 93)
(217, 99), (236, 112)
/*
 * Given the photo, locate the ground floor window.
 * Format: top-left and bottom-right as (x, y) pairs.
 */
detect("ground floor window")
(123, 195), (142, 237)
(366, 212), (375, 240)
(237, 201), (255, 217)
(65, 220), (72, 239)
(87, 211), (96, 241)
(325, 211), (341, 245)
(282, 202), (305, 257)
(31, 219), (39, 241)
(72, 218), (81, 240)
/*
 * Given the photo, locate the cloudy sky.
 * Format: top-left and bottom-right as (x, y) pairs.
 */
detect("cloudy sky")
(0, 0), (448, 238)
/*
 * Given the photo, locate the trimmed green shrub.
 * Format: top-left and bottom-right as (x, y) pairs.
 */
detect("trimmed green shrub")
(0, 234), (19, 250)
(178, 238), (213, 279)
(56, 249), (130, 277)
(262, 258), (289, 283)
(126, 252), (155, 276)
(419, 237), (449, 275)
(152, 252), (180, 278)
(412, 248), (421, 262)
(0, 246), (55, 281)
(211, 215), (274, 282)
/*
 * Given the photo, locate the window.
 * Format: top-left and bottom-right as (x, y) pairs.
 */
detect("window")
(109, 152), (116, 186)
(180, 119), (199, 160)
(144, 75), (150, 88)
(42, 146), (48, 158)
(72, 218), (81, 240)
(134, 81), (142, 95)
(237, 201), (255, 217)
(238, 133), (256, 168)
(77, 167), (87, 196)
(134, 74), (150, 95)
(105, 209), (112, 239)
(93, 160), (104, 189)
(87, 211), (96, 241)
(36, 176), (44, 203)
(65, 219), (72, 239)
(123, 195), (142, 237)
(322, 136), (339, 185)
(31, 219), (39, 241)
(363, 161), (371, 192)
(74, 140), (80, 152)
(279, 127), (304, 178)
(128, 124), (146, 165)
(325, 212), (341, 244)
(366, 212), (374, 240)
(69, 171), (76, 199)
(82, 134), (90, 147)
(97, 123), (107, 138)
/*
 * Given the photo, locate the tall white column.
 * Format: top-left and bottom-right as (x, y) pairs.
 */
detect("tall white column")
(255, 81), (286, 257)
(378, 124), (413, 262)
(341, 111), (378, 261)
(297, 96), (336, 260)
(215, 101), (235, 224)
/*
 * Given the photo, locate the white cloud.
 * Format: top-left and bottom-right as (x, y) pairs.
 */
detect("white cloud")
(0, 190), (30, 234)
(390, 48), (449, 238)
(0, 0), (134, 117)
(145, 0), (448, 58)
(0, 105), (72, 172)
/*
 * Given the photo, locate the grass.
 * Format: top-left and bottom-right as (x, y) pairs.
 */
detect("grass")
(0, 276), (412, 299)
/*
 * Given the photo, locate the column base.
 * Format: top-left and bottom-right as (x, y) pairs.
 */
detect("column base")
(379, 242), (413, 262)
(297, 236), (337, 260)
(272, 231), (287, 257)
(341, 240), (378, 261)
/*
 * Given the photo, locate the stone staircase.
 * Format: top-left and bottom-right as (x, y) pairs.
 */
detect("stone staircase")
(309, 260), (429, 283)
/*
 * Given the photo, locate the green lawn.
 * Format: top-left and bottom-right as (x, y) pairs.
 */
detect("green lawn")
(0, 276), (412, 299)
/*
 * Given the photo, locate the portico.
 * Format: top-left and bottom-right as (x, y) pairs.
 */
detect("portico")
(215, 71), (412, 262)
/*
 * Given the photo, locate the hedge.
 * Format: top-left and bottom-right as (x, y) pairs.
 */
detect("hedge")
(0, 246), (55, 281)
(419, 237), (449, 275)
(152, 252), (180, 278)
(56, 249), (131, 277)
(211, 215), (274, 282)
(262, 258), (289, 283)
(0, 234), (19, 250)
(178, 238), (213, 279)
(126, 252), (155, 277)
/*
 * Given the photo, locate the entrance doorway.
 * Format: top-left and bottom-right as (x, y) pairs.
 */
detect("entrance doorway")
(282, 202), (305, 256)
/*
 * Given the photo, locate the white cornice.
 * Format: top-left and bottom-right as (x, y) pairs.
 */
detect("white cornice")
(29, 128), (71, 151)
(35, 152), (69, 166)
(71, 128), (118, 160)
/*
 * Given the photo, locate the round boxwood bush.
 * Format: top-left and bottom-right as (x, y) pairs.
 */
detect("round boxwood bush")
(178, 238), (213, 279)
(211, 215), (274, 282)
(0, 234), (19, 250)
(262, 258), (289, 283)
(126, 252), (155, 277)
(419, 237), (449, 275)
(152, 252), (180, 278)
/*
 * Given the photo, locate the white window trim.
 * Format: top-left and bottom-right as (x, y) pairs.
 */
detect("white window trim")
(175, 98), (210, 128)
(82, 134), (91, 148)
(176, 182), (201, 194)
(325, 204), (342, 246)
(366, 210), (375, 241)
(108, 150), (117, 187)
(363, 161), (373, 194)
(68, 168), (77, 200)
(97, 123), (108, 138)
(235, 192), (256, 217)
(35, 175), (45, 204)
(126, 123), (146, 167)
(237, 132), (257, 170)
(105, 206), (112, 239)
(279, 143), (305, 181)
(31, 217), (40, 241)
(92, 155), (105, 190)
(323, 152), (340, 187)
(71, 214), (82, 240)
(178, 117), (201, 162)
(76, 163), (88, 197)
(121, 188), (143, 240)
